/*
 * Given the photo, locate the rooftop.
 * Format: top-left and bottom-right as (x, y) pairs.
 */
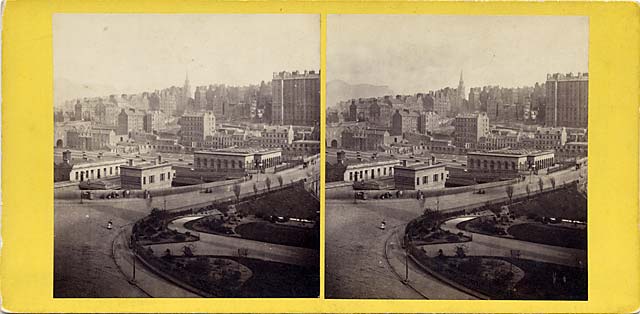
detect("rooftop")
(469, 149), (554, 157)
(395, 161), (445, 171)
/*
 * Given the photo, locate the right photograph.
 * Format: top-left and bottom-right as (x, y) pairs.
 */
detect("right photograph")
(325, 15), (588, 300)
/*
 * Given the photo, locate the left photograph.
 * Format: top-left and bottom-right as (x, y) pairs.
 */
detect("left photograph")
(53, 14), (321, 298)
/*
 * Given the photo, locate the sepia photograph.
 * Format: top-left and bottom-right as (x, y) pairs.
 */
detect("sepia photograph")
(53, 14), (321, 298)
(325, 15), (588, 300)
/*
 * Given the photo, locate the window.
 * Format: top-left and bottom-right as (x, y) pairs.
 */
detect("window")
(168, 171), (171, 179)
(149, 175), (155, 183)
(75, 172), (79, 180)
(416, 178), (420, 185)
(349, 172), (353, 181)
(423, 176), (427, 184)
(441, 173), (444, 180)
(433, 174), (438, 182)
(143, 177), (146, 184)
(383, 168), (387, 176)
(110, 167), (113, 175)
(160, 173), (165, 181)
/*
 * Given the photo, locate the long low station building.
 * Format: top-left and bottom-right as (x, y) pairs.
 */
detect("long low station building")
(467, 149), (555, 174)
(193, 148), (283, 175)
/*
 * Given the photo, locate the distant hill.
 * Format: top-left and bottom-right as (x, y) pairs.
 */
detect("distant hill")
(326, 80), (393, 109)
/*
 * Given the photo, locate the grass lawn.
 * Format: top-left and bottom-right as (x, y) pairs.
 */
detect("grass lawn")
(510, 185), (587, 222)
(160, 255), (319, 297)
(414, 253), (587, 300)
(236, 184), (319, 220)
(508, 223), (586, 250)
(235, 222), (319, 249)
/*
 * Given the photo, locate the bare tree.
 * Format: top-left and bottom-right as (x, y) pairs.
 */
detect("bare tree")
(538, 177), (544, 192)
(550, 177), (556, 190)
(265, 177), (272, 191)
(506, 185), (514, 203)
(233, 183), (241, 203)
(277, 175), (284, 187)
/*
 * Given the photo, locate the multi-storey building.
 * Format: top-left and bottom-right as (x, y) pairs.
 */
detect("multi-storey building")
(545, 72), (589, 127)
(468, 87), (481, 112)
(204, 129), (247, 149)
(117, 108), (145, 136)
(271, 70), (320, 126)
(341, 126), (391, 151)
(391, 109), (419, 136)
(143, 110), (166, 133)
(534, 127), (568, 150)
(453, 112), (490, 149)
(255, 125), (294, 148)
(178, 111), (216, 146)
(418, 111), (439, 134)
(94, 102), (120, 127)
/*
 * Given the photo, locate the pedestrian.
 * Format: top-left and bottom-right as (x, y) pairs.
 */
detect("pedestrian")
(107, 220), (113, 230)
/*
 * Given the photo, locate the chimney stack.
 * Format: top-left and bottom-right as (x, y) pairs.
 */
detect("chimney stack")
(158, 155), (162, 164)
(431, 156), (436, 164)
(402, 160), (407, 167)
(128, 159), (134, 166)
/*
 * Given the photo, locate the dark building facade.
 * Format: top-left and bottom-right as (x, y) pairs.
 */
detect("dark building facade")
(272, 70), (320, 126)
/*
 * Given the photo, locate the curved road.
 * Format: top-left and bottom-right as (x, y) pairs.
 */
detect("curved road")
(150, 216), (319, 267)
(326, 166), (587, 299)
(425, 216), (586, 267)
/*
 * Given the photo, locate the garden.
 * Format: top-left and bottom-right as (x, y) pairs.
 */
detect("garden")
(457, 185), (587, 249)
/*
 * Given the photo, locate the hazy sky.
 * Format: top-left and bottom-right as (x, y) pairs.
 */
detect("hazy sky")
(54, 14), (320, 98)
(328, 15), (589, 94)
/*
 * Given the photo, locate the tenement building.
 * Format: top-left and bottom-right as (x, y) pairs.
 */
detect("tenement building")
(453, 112), (490, 149)
(178, 111), (216, 147)
(271, 70), (320, 126)
(534, 127), (568, 150)
(545, 72), (589, 128)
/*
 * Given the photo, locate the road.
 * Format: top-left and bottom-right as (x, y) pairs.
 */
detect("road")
(325, 166), (586, 299)
(54, 158), (319, 297)
(427, 216), (586, 267)
(148, 216), (319, 266)
(384, 226), (478, 300)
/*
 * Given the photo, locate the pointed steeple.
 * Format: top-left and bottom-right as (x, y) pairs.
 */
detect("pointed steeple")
(458, 69), (466, 101)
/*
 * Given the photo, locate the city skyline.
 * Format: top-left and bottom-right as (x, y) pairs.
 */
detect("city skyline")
(53, 14), (320, 105)
(327, 15), (589, 95)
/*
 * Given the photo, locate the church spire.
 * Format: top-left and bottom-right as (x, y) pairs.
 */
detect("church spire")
(458, 69), (466, 101)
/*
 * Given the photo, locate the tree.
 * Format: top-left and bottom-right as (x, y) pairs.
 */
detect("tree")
(253, 183), (258, 196)
(233, 183), (241, 203)
(550, 177), (556, 190)
(265, 177), (272, 191)
(506, 185), (514, 203)
(525, 185), (531, 199)
(538, 177), (544, 192)
(277, 175), (284, 187)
